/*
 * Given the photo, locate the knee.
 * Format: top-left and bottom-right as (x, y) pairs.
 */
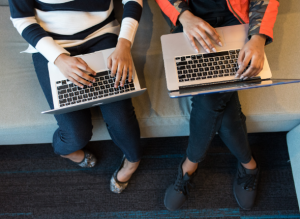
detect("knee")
(53, 124), (93, 155)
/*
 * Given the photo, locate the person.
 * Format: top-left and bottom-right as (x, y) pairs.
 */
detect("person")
(156, 0), (279, 210)
(8, 0), (143, 194)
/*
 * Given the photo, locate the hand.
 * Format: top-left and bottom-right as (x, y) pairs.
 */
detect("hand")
(107, 38), (133, 88)
(236, 34), (267, 79)
(54, 54), (96, 88)
(179, 10), (222, 53)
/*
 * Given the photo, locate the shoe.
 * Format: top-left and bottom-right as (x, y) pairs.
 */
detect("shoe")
(164, 156), (196, 211)
(75, 150), (97, 168)
(110, 155), (129, 194)
(233, 161), (260, 210)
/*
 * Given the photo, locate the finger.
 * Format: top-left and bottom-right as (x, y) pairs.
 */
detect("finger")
(236, 52), (251, 78)
(67, 75), (84, 88)
(72, 67), (95, 85)
(204, 25), (222, 46)
(128, 62), (133, 83)
(193, 32), (210, 53)
(114, 63), (123, 88)
(107, 56), (112, 71)
(111, 59), (118, 77)
(120, 65), (128, 87)
(199, 32), (216, 52)
(117, 62), (125, 87)
(185, 32), (199, 53)
(70, 72), (92, 87)
(77, 58), (96, 75)
(240, 55), (261, 79)
(237, 49), (245, 67)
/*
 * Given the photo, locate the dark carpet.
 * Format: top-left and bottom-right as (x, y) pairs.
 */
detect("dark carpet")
(0, 132), (299, 219)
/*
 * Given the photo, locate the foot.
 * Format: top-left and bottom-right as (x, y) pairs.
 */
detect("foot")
(164, 157), (196, 211)
(110, 155), (140, 194)
(61, 150), (97, 168)
(233, 160), (259, 210)
(117, 158), (140, 182)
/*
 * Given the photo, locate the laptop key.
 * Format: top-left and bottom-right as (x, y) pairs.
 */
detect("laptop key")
(64, 94), (68, 98)
(59, 95), (63, 99)
(77, 100), (82, 103)
(93, 96), (98, 99)
(67, 98), (72, 102)
(196, 77), (201, 80)
(130, 88), (135, 91)
(59, 99), (67, 104)
(57, 85), (68, 90)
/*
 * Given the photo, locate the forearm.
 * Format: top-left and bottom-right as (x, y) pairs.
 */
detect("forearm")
(248, 0), (279, 45)
(119, 0), (143, 45)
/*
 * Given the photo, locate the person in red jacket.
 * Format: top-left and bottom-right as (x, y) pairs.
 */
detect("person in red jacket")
(156, 0), (279, 211)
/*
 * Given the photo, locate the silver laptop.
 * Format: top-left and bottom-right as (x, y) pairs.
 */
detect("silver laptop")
(161, 24), (300, 98)
(42, 48), (146, 114)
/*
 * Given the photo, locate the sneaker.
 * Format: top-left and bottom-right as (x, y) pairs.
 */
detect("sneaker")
(233, 161), (259, 210)
(164, 157), (196, 211)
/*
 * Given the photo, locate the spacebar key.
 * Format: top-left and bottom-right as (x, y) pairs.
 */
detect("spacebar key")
(203, 51), (229, 58)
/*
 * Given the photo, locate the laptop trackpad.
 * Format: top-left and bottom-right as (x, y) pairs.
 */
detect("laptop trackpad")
(80, 51), (107, 72)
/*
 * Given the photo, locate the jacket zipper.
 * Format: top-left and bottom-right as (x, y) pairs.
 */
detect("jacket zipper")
(226, 0), (246, 24)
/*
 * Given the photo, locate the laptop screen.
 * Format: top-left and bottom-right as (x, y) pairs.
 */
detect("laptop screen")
(175, 79), (300, 97)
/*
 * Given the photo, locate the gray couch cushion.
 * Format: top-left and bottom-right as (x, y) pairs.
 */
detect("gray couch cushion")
(0, 0), (8, 6)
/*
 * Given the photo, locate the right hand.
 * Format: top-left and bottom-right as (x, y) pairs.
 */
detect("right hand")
(179, 10), (223, 53)
(54, 53), (96, 88)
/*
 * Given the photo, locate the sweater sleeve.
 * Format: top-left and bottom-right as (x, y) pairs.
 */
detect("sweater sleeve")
(248, 0), (279, 45)
(119, 0), (143, 44)
(8, 0), (70, 63)
(155, 0), (190, 27)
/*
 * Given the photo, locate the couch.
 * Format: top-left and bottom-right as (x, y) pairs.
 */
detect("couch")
(0, 0), (300, 209)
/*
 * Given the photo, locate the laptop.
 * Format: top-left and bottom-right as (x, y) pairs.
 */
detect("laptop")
(42, 48), (146, 114)
(161, 24), (300, 98)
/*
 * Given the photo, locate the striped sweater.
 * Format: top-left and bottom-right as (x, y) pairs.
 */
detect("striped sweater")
(9, 0), (143, 63)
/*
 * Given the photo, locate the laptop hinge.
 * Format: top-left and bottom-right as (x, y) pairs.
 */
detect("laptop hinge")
(179, 76), (261, 90)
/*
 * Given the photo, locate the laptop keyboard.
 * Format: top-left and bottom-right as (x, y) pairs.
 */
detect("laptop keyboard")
(175, 50), (250, 82)
(56, 70), (135, 107)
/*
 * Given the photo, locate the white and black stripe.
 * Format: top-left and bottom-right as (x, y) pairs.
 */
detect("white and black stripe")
(9, 0), (143, 63)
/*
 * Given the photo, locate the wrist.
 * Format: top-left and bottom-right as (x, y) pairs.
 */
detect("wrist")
(179, 10), (193, 24)
(117, 38), (132, 50)
(251, 34), (267, 45)
(54, 53), (69, 64)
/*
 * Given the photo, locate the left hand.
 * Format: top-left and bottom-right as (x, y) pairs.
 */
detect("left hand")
(236, 34), (267, 80)
(107, 38), (133, 88)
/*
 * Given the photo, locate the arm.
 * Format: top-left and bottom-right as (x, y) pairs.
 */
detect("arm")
(236, 0), (279, 79)
(9, 0), (69, 63)
(108, 0), (143, 88)
(155, 0), (190, 27)
(9, 0), (96, 88)
(248, 0), (279, 45)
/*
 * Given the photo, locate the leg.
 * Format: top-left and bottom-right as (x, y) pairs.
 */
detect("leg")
(32, 53), (93, 161)
(218, 92), (256, 168)
(183, 92), (235, 174)
(100, 98), (141, 182)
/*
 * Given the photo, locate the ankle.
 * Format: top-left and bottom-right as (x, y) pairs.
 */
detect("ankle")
(182, 157), (198, 176)
(61, 150), (84, 163)
(242, 157), (257, 170)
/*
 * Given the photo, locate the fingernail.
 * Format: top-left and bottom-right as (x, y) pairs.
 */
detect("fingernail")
(89, 83), (92, 87)
(240, 75), (244, 79)
(206, 49), (210, 53)
(244, 77), (248, 80)
(212, 48), (217, 52)
(219, 42), (223, 47)
(93, 79), (95, 83)
(235, 74), (239, 78)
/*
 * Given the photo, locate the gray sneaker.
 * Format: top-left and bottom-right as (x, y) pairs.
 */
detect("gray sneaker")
(233, 161), (259, 210)
(164, 157), (196, 211)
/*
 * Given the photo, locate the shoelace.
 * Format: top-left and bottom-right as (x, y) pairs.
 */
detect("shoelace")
(237, 169), (258, 191)
(174, 175), (194, 195)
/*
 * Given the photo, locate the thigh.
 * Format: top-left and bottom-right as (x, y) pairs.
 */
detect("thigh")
(32, 52), (93, 133)
(191, 91), (234, 112)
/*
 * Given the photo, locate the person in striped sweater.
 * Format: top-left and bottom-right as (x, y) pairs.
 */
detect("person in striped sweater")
(9, 0), (143, 193)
